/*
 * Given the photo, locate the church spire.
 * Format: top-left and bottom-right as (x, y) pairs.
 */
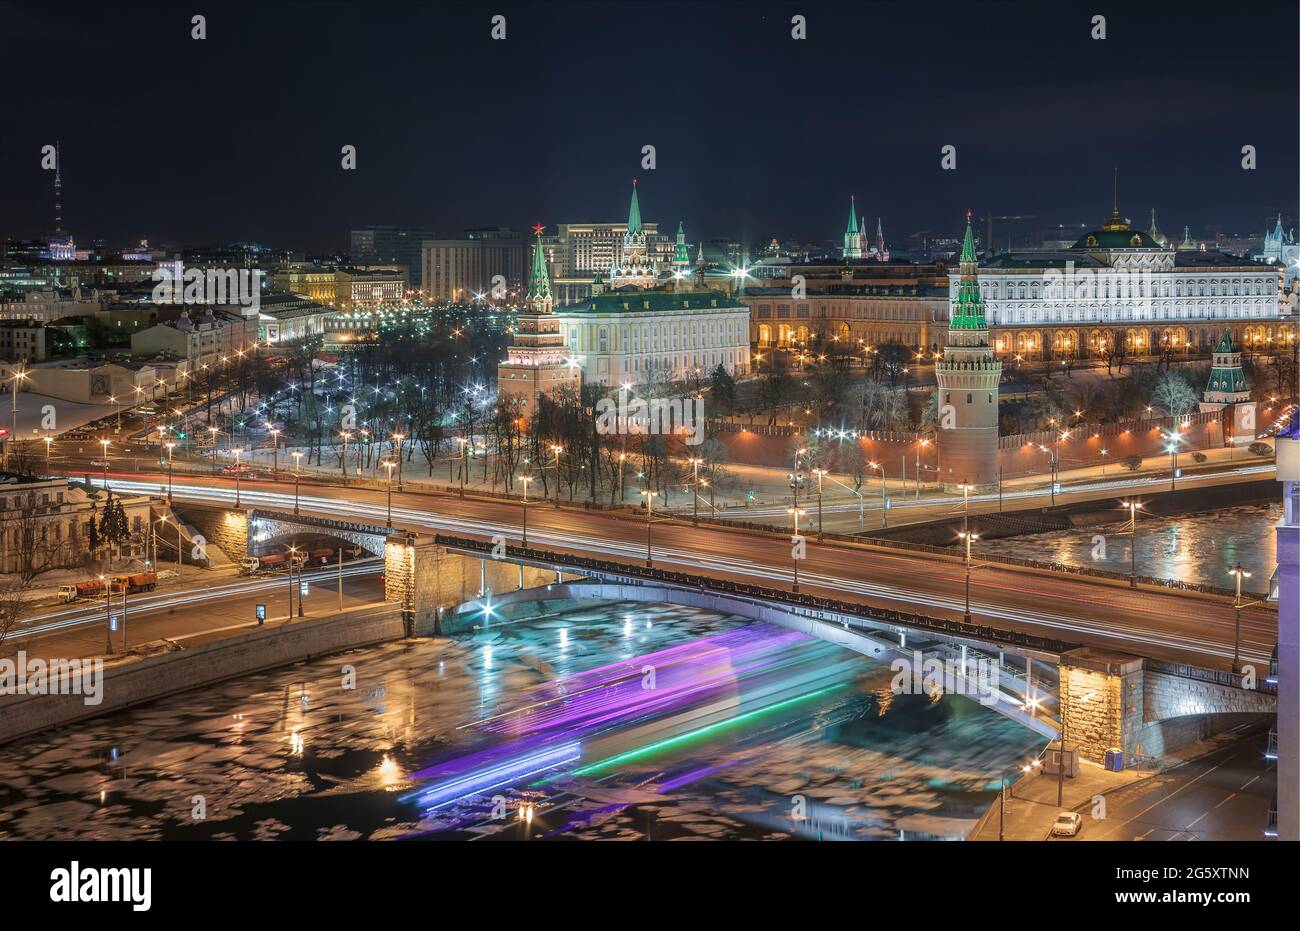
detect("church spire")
(843, 195), (862, 258)
(626, 178), (643, 236)
(950, 209), (987, 331)
(523, 223), (553, 313)
(1148, 208), (1168, 247)
(1178, 225), (1197, 251)
(53, 140), (63, 235)
(672, 220), (690, 269)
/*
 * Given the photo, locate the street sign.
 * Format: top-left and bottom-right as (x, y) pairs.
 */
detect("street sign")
(300, 581), (309, 598)
(109, 615), (119, 631)
(255, 604), (266, 623)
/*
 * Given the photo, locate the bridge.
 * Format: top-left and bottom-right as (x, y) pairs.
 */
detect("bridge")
(104, 475), (1277, 768)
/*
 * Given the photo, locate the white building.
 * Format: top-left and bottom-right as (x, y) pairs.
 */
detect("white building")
(955, 207), (1288, 358)
(556, 286), (750, 387)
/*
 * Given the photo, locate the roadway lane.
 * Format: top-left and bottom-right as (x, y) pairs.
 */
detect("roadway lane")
(1085, 726), (1275, 841)
(5, 565), (385, 660)
(90, 471), (1277, 669)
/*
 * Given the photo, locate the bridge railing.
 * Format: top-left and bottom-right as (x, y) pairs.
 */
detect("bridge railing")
(434, 533), (1083, 656)
(1145, 658), (1277, 696)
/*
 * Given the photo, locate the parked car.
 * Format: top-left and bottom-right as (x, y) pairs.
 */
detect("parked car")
(89, 459), (110, 467)
(221, 464), (258, 479)
(1050, 811), (1082, 837)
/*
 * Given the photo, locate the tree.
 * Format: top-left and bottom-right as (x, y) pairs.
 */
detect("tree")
(707, 364), (737, 416)
(99, 492), (131, 567)
(871, 340), (912, 390)
(1152, 371), (1198, 420)
(0, 581), (32, 653)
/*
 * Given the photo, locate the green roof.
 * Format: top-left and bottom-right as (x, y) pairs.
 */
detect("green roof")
(1072, 229), (1162, 250)
(845, 196), (859, 235)
(1213, 328), (1239, 354)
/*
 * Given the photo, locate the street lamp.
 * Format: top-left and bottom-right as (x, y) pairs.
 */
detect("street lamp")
(99, 573), (113, 655)
(520, 475), (532, 547)
(4, 365), (28, 471)
(391, 432), (406, 489)
(99, 439), (111, 489)
(231, 447), (244, 507)
(164, 441), (175, 503)
(339, 430), (352, 484)
(1165, 430), (1182, 491)
(267, 425), (280, 477)
(811, 467), (827, 541)
(915, 438), (930, 500)
(787, 506), (807, 592)
(43, 435), (53, 473)
(551, 444), (564, 505)
(870, 461), (889, 528)
(291, 450), (303, 514)
(641, 489), (659, 566)
(689, 457), (702, 526)
(1120, 499), (1142, 587)
(958, 529), (979, 624)
(382, 460), (395, 527)
(1228, 564), (1253, 672)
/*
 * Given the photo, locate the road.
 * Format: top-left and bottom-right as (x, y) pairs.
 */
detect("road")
(4, 562), (385, 660)
(78, 469), (1278, 670)
(1085, 726), (1275, 841)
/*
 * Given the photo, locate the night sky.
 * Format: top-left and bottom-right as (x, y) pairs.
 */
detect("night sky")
(2, 0), (1296, 252)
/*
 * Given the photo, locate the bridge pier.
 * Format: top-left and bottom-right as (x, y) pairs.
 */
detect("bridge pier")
(383, 534), (559, 636)
(1059, 647), (1275, 766)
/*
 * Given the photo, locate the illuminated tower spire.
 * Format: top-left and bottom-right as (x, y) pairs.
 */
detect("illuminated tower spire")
(933, 209), (1003, 491)
(672, 221), (690, 270)
(523, 223), (553, 314)
(843, 195), (862, 259)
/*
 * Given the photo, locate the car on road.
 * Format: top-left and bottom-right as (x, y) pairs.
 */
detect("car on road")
(89, 459), (111, 467)
(221, 465), (259, 479)
(1050, 811), (1082, 837)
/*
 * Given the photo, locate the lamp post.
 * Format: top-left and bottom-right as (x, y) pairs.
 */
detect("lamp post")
(641, 489), (658, 567)
(788, 506), (806, 592)
(231, 447), (244, 507)
(291, 450), (303, 514)
(267, 426), (280, 477)
(1228, 564), (1253, 672)
(4, 365), (28, 471)
(96, 438), (111, 489)
(915, 438), (929, 499)
(616, 452), (626, 503)
(958, 529), (979, 624)
(339, 430), (351, 484)
(870, 461), (888, 528)
(689, 457), (702, 527)
(551, 444), (563, 506)
(812, 467), (826, 541)
(520, 475), (531, 547)
(164, 441), (175, 503)
(100, 574), (113, 655)
(391, 432), (405, 489)
(208, 426), (220, 471)
(286, 545), (300, 620)
(43, 435), (52, 473)
(1120, 499), (1142, 587)
(1165, 430), (1182, 491)
(382, 460), (395, 527)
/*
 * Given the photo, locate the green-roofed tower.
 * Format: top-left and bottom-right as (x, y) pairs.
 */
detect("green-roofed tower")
(524, 222), (553, 314)
(1198, 327), (1257, 446)
(934, 209), (1003, 491)
(497, 222), (581, 412)
(610, 178), (656, 288)
(626, 177), (643, 235)
(1202, 328), (1251, 404)
(672, 221), (690, 268)
(843, 195), (862, 259)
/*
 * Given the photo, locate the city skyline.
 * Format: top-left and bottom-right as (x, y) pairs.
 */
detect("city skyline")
(1, 0), (1296, 252)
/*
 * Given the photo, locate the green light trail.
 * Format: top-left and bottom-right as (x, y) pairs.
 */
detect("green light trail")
(571, 684), (845, 776)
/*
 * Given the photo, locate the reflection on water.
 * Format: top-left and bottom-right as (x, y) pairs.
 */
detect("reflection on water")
(976, 503), (1279, 593)
(0, 602), (1043, 841)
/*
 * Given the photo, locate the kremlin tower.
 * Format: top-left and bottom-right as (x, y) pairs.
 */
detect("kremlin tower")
(934, 210), (1002, 491)
(497, 224), (582, 411)
(843, 195), (862, 259)
(608, 179), (658, 288)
